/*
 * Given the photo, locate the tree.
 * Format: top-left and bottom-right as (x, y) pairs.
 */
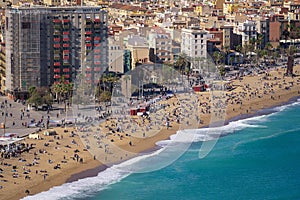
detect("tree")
(286, 45), (297, 76)
(51, 76), (73, 103)
(213, 51), (224, 66)
(175, 53), (190, 74)
(27, 87), (53, 107)
(51, 76), (73, 111)
(27, 91), (44, 106)
(98, 90), (112, 102)
(218, 65), (226, 78)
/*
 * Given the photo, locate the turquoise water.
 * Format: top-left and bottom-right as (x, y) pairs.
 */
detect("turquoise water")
(87, 102), (300, 200)
(24, 100), (300, 200)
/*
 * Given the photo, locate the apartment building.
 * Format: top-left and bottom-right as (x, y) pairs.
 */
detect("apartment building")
(256, 17), (270, 49)
(5, 6), (108, 96)
(237, 20), (257, 47)
(181, 26), (208, 61)
(148, 27), (172, 63)
(108, 37), (124, 74)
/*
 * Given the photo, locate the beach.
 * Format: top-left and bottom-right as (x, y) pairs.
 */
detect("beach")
(0, 65), (300, 200)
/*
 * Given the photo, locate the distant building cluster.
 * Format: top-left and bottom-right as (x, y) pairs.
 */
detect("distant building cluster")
(0, 0), (299, 98)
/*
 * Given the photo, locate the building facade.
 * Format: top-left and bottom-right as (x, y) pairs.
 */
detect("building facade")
(237, 20), (257, 47)
(5, 6), (108, 95)
(181, 27), (208, 61)
(148, 27), (172, 64)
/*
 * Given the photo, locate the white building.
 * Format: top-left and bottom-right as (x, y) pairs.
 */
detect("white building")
(181, 26), (208, 60)
(148, 27), (172, 63)
(237, 20), (257, 47)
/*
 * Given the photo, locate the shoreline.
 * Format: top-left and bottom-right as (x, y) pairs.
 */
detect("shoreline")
(67, 93), (300, 184)
(2, 65), (300, 200)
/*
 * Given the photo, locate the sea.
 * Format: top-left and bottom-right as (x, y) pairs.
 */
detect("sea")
(24, 99), (300, 200)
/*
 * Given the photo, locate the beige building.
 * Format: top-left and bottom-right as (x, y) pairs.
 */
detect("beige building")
(108, 37), (124, 73)
(43, 0), (61, 6)
(126, 35), (149, 69)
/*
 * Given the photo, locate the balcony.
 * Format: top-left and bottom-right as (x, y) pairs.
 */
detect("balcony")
(53, 44), (60, 48)
(54, 62), (61, 66)
(94, 49), (101, 53)
(54, 74), (61, 79)
(64, 74), (70, 78)
(54, 55), (60, 60)
(54, 68), (61, 73)
(94, 19), (100, 22)
(63, 31), (70, 35)
(63, 44), (70, 48)
(85, 73), (92, 78)
(94, 37), (101, 41)
(94, 61), (101, 65)
(54, 25), (61, 30)
(53, 19), (61, 23)
(86, 43), (92, 47)
(63, 63), (70, 67)
(63, 50), (70, 54)
(85, 31), (92, 35)
(85, 67), (92, 71)
(63, 68), (70, 72)
(53, 31), (60, 36)
(63, 19), (70, 23)
(86, 37), (92, 41)
(63, 38), (70, 42)
(94, 24), (101, 28)
(85, 24), (92, 28)
(63, 56), (69, 60)
(63, 25), (70, 29)
(94, 43), (100, 47)
(94, 67), (101, 71)
(94, 55), (100, 59)
(54, 37), (60, 42)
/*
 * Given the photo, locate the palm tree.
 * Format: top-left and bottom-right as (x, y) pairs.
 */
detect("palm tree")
(175, 53), (190, 74)
(286, 45), (297, 76)
(213, 51), (224, 66)
(51, 76), (73, 111)
(256, 33), (264, 50)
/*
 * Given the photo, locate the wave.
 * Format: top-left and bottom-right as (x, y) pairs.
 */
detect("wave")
(272, 98), (300, 112)
(156, 115), (269, 148)
(22, 166), (130, 200)
(23, 98), (300, 199)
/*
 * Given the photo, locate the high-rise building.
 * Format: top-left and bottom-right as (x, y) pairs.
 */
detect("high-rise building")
(5, 6), (108, 96)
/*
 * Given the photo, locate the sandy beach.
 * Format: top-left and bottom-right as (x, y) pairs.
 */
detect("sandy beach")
(0, 65), (300, 200)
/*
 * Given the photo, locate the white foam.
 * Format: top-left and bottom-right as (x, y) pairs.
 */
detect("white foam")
(22, 165), (130, 200)
(156, 115), (270, 147)
(272, 98), (300, 112)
